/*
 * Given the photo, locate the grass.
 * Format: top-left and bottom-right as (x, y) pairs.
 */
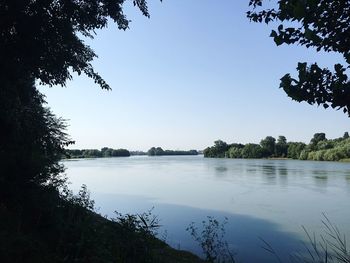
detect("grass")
(0, 184), (204, 263)
(260, 214), (349, 263)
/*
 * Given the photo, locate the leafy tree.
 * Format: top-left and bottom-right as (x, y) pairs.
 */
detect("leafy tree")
(0, 0), (153, 90)
(1, 0), (154, 195)
(112, 149), (131, 157)
(148, 147), (156, 156)
(287, 142), (306, 159)
(102, 147), (114, 157)
(228, 147), (243, 158)
(260, 136), (276, 157)
(316, 140), (334, 150)
(214, 140), (230, 153)
(0, 77), (72, 202)
(147, 147), (165, 156)
(275, 135), (288, 157)
(344, 132), (349, 139)
(241, 143), (264, 159)
(247, 0), (350, 115)
(309, 132), (327, 150)
(204, 140), (230, 158)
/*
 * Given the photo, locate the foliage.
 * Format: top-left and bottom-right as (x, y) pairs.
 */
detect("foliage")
(309, 133), (327, 151)
(187, 216), (236, 263)
(261, 214), (350, 263)
(204, 140), (231, 158)
(1, 183), (202, 263)
(287, 142), (306, 159)
(275, 136), (288, 157)
(241, 143), (264, 159)
(0, 1), (205, 262)
(204, 132), (350, 161)
(227, 147), (243, 158)
(247, 0), (350, 116)
(0, 0), (155, 90)
(260, 136), (276, 157)
(113, 208), (160, 241)
(0, 78), (73, 204)
(65, 148), (131, 158)
(148, 147), (198, 156)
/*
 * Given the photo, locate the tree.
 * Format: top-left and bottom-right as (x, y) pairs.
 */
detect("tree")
(0, 0), (153, 89)
(0, 77), (72, 202)
(247, 0), (350, 116)
(1, 0), (154, 194)
(214, 140), (229, 152)
(204, 140), (230, 158)
(241, 143), (263, 158)
(260, 136), (276, 157)
(147, 147), (164, 156)
(1, 0), (153, 192)
(0, 0), (153, 248)
(228, 147), (243, 158)
(310, 132), (327, 150)
(101, 147), (113, 157)
(275, 135), (288, 157)
(287, 142), (306, 159)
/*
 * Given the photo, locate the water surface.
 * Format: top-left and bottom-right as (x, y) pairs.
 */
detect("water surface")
(64, 156), (350, 262)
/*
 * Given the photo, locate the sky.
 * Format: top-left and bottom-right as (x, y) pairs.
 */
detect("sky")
(40, 0), (350, 151)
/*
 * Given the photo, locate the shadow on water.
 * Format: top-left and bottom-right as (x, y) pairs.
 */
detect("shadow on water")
(92, 193), (303, 263)
(215, 166), (228, 177)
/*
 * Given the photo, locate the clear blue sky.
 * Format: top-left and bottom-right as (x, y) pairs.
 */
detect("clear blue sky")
(40, 0), (350, 151)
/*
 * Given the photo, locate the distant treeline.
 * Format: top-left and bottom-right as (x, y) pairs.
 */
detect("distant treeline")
(147, 147), (198, 156)
(65, 147), (130, 158)
(204, 132), (350, 161)
(65, 147), (199, 158)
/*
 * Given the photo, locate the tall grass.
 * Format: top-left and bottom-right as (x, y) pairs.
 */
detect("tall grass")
(261, 214), (349, 263)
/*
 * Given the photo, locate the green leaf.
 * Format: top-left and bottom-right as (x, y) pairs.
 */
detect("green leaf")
(293, 2), (305, 20)
(274, 36), (283, 46)
(270, 30), (277, 38)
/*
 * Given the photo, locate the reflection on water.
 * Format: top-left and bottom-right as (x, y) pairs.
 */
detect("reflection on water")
(214, 166), (228, 178)
(261, 164), (277, 176)
(64, 156), (350, 262)
(92, 192), (302, 263)
(346, 174), (350, 182)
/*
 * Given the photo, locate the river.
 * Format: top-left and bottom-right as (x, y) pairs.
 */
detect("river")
(63, 156), (350, 262)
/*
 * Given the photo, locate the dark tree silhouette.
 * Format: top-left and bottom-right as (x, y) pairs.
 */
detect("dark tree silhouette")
(0, 0), (153, 89)
(0, 0), (153, 195)
(0, 77), (72, 203)
(247, 0), (350, 116)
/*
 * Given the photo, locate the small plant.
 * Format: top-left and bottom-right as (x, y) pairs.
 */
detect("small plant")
(290, 214), (349, 263)
(261, 214), (349, 263)
(186, 216), (236, 263)
(60, 184), (95, 211)
(113, 207), (161, 237)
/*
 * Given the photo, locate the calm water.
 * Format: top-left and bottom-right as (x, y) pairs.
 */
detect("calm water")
(64, 156), (350, 262)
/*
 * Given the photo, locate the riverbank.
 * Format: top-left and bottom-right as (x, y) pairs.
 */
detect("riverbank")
(0, 184), (204, 263)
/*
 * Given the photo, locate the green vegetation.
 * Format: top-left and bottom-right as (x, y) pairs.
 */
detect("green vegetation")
(0, 79), (201, 263)
(2, 0), (349, 262)
(147, 147), (198, 156)
(204, 132), (350, 161)
(262, 214), (350, 263)
(65, 148), (131, 158)
(248, 0), (350, 116)
(1, 182), (203, 263)
(0, 1), (203, 262)
(65, 148), (199, 158)
(187, 217), (236, 263)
